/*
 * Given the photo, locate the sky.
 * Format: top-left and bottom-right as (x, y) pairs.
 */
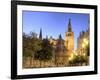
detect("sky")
(23, 11), (89, 49)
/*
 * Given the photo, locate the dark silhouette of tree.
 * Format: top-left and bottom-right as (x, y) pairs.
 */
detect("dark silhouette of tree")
(34, 38), (54, 67)
(86, 43), (90, 56)
(42, 39), (53, 60)
(69, 55), (87, 66)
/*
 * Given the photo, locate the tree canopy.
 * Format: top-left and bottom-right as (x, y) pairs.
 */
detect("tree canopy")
(34, 38), (54, 61)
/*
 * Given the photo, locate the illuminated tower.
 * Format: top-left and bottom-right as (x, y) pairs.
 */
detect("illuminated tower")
(65, 18), (74, 60)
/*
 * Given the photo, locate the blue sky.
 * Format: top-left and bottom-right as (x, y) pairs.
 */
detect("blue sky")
(23, 11), (89, 49)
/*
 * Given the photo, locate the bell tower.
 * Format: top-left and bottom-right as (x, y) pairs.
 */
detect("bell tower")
(65, 18), (74, 59)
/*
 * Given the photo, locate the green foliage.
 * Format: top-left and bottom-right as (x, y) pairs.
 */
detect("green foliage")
(34, 38), (54, 61)
(86, 44), (90, 56)
(23, 32), (54, 63)
(23, 32), (42, 57)
(23, 48), (33, 57)
(69, 55), (87, 65)
(74, 55), (86, 63)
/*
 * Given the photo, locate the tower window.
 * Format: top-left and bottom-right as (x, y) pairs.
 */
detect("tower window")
(67, 34), (71, 36)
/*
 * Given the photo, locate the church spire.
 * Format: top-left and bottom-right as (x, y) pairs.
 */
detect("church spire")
(68, 18), (72, 32)
(59, 34), (62, 40)
(39, 28), (42, 39)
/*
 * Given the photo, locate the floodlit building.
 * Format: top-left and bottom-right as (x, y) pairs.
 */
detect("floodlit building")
(49, 18), (74, 66)
(65, 18), (74, 60)
(77, 24), (89, 56)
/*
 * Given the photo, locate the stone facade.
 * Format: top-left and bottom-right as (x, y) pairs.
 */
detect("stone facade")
(77, 28), (89, 55)
(65, 19), (74, 60)
(48, 19), (74, 66)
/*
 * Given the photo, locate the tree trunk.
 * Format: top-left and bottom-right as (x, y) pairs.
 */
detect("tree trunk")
(30, 56), (33, 68)
(40, 61), (42, 68)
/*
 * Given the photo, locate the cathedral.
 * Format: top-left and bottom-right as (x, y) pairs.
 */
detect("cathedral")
(23, 18), (75, 68)
(23, 17), (90, 68)
(49, 18), (74, 66)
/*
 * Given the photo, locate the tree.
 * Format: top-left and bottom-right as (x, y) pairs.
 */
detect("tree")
(23, 32), (42, 67)
(34, 38), (54, 67)
(86, 43), (90, 56)
(42, 39), (54, 60)
(23, 48), (33, 66)
(68, 54), (87, 66)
